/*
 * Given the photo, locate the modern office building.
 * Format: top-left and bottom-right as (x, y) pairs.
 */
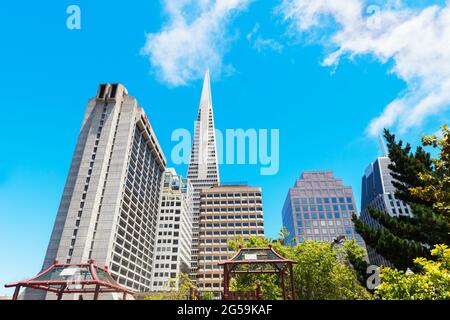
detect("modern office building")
(282, 171), (365, 248)
(360, 156), (412, 266)
(187, 70), (221, 280)
(361, 157), (412, 218)
(25, 84), (166, 299)
(151, 169), (193, 291)
(197, 185), (265, 296)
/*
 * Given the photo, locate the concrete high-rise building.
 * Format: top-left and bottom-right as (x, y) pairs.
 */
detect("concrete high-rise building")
(187, 70), (220, 279)
(197, 185), (265, 296)
(282, 171), (365, 249)
(26, 84), (166, 299)
(151, 169), (193, 291)
(360, 157), (412, 266)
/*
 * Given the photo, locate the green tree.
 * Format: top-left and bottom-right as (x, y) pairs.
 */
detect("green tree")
(174, 273), (195, 300)
(228, 236), (284, 300)
(410, 125), (450, 221)
(376, 245), (450, 300)
(342, 239), (370, 287)
(278, 227), (292, 246)
(292, 241), (371, 300)
(144, 273), (193, 301)
(383, 129), (433, 205)
(144, 292), (177, 300)
(228, 234), (372, 300)
(354, 126), (450, 270)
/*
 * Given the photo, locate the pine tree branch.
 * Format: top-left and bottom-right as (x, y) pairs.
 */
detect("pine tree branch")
(366, 206), (450, 246)
(353, 214), (430, 270)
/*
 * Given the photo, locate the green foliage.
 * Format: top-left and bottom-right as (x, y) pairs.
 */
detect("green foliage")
(228, 233), (372, 300)
(228, 235), (272, 251)
(410, 125), (450, 221)
(353, 213), (430, 270)
(278, 227), (292, 246)
(355, 127), (450, 270)
(230, 273), (282, 300)
(144, 273), (193, 301)
(292, 241), (371, 300)
(384, 129), (433, 205)
(228, 236), (284, 299)
(174, 273), (195, 300)
(144, 292), (178, 300)
(342, 239), (370, 286)
(366, 205), (449, 245)
(198, 291), (215, 300)
(376, 245), (450, 300)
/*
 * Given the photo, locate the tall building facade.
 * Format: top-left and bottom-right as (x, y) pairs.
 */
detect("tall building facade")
(151, 169), (193, 291)
(282, 171), (365, 249)
(361, 157), (412, 218)
(360, 157), (412, 265)
(197, 185), (265, 296)
(187, 70), (221, 279)
(26, 84), (166, 299)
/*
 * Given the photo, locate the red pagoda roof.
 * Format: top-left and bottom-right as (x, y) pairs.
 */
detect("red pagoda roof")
(5, 260), (135, 300)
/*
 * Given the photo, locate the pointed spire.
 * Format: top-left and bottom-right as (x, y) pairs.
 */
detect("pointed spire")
(188, 68), (220, 182)
(200, 69), (212, 106)
(187, 68), (220, 279)
(378, 134), (388, 157)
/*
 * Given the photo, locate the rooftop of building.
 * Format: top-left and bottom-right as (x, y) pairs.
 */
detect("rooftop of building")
(94, 83), (167, 169)
(363, 156), (391, 178)
(219, 182), (248, 187)
(200, 184), (261, 193)
(296, 171), (343, 184)
(288, 171), (356, 195)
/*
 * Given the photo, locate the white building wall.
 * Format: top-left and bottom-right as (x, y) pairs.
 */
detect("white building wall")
(151, 169), (193, 292)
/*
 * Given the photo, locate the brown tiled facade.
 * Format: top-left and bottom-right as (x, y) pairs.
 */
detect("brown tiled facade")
(197, 185), (265, 295)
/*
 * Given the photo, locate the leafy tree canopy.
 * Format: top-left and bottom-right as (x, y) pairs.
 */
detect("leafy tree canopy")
(144, 273), (193, 300)
(228, 234), (372, 300)
(376, 245), (450, 300)
(354, 126), (450, 269)
(409, 125), (450, 222)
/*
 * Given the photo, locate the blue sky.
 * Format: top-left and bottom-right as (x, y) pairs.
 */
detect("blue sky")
(1, 0), (449, 295)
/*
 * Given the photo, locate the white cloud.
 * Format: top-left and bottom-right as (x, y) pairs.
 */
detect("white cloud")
(247, 23), (284, 53)
(278, 0), (450, 136)
(142, 0), (252, 86)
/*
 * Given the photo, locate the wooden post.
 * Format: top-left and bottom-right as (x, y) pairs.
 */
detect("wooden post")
(93, 285), (100, 300)
(123, 292), (127, 301)
(57, 284), (66, 300)
(12, 286), (20, 301)
(223, 264), (229, 300)
(256, 283), (262, 300)
(281, 271), (286, 300)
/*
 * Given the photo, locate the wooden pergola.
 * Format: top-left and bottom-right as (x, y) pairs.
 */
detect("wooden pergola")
(5, 260), (135, 300)
(219, 246), (298, 300)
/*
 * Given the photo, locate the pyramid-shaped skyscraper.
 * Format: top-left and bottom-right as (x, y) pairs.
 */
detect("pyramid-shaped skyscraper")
(187, 70), (220, 279)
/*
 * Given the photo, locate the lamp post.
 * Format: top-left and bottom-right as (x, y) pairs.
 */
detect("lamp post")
(405, 268), (414, 276)
(331, 235), (347, 264)
(331, 235), (346, 249)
